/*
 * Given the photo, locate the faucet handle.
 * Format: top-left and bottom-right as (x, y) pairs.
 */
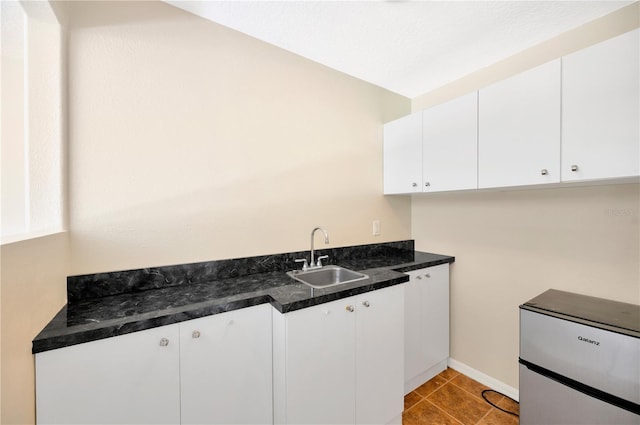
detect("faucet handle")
(316, 255), (329, 267)
(294, 258), (309, 271)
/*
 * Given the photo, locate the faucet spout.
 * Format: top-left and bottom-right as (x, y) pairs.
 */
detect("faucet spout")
(310, 227), (329, 268)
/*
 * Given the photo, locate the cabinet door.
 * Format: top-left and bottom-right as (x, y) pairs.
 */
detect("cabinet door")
(180, 304), (272, 425)
(562, 29), (640, 181)
(404, 264), (450, 393)
(423, 92), (478, 192)
(281, 297), (356, 424)
(404, 269), (428, 386)
(384, 112), (422, 194)
(421, 264), (450, 372)
(479, 59), (561, 188)
(36, 326), (180, 425)
(355, 284), (404, 425)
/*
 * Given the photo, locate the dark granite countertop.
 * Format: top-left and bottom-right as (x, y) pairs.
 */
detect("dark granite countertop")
(33, 241), (454, 354)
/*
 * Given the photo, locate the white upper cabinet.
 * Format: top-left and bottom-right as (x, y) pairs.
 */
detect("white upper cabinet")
(384, 112), (422, 194)
(422, 92), (478, 192)
(562, 29), (640, 182)
(478, 59), (561, 188)
(383, 31), (637, 194)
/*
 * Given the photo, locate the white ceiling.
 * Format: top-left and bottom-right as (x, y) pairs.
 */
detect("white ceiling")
(165, 1), (632, 98)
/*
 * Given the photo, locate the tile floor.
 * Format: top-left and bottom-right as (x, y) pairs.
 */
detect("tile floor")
(403, 368), (520, 425)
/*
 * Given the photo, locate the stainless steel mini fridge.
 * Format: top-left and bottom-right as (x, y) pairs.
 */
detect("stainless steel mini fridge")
(519, 289), (640, 424)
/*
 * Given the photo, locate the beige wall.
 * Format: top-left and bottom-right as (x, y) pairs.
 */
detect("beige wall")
(2, 1), (638, 423)
(412, 2), (640, 111)
(0, 233), (69, 425)
(413, 184), (639, 389)
(1, 0), (65, 243)
(1, 2), (410, 422)
(1, 2), (68, 424)
(411, 2), (640, 390)
(65, 1), (411, 275)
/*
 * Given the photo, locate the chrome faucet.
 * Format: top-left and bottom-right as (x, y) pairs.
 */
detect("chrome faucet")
(294, 227), (330, 272)
(310, 227), (329, 269)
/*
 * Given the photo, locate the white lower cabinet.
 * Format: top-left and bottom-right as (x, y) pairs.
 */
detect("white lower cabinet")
(273, 285), (405, 425)
(35, 304), (272, 425)
(37, 287), (411, 425)
(404, 264), (450, 394)
(179, 303), (272, 425)
(36, 325), (181, 425)
(356, 286), (405, 425)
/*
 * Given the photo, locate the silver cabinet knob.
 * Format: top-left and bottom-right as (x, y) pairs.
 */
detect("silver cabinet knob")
(159, 338), (169, 347)
(362, 301), (370, 307)
(412, 182), (418, 188)
(425, 273), (431, 278)
(571, 165), (579, 172)
(541, 169), (548, 175)
(192, 330), (201, 339)
(424, 182), (431, 187)
(346, 305), (355, 312)
(416, 275), (422, 280)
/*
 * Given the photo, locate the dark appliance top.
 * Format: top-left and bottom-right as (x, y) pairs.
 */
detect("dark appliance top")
(520, 289), (640, 338)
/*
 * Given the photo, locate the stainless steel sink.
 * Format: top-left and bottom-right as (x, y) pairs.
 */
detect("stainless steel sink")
(287, 265), (369, 289)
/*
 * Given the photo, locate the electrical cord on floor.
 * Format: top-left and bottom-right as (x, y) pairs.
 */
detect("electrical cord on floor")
(481, 389), (520, 417)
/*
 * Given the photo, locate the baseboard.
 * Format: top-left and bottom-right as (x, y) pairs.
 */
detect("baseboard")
(447, 358), (519, 402)
(404, 359), (448, 394)
(386, 413), (402, 425)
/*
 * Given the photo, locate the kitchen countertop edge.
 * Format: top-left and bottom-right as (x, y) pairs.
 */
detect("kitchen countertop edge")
(32, 251), (454, 354)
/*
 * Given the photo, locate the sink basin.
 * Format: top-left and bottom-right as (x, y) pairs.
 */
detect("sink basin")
(287, 265), (369, 289)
